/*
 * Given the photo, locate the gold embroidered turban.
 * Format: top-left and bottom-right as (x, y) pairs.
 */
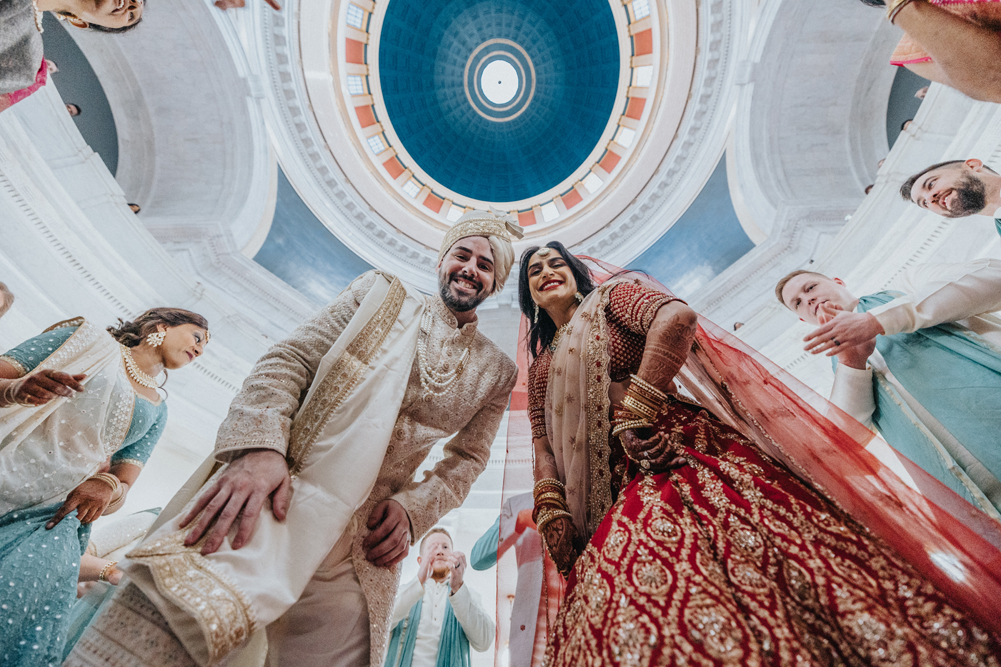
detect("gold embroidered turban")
(437, 209), (524, 293)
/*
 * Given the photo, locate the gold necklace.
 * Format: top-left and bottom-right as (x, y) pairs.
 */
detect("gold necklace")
(549, 323), (572, 352)
(121, 344), (159, 388)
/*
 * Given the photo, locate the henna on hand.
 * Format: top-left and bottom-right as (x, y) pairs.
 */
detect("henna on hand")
(542, 516), (580, 577)
(619, 429), (688, 474)
(638, 304), (697, 391)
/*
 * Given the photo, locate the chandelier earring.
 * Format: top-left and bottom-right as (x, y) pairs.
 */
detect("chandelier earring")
(575, 292), (584, 303)
(146, 330), (166, 347)
(533, 303), (540, 324)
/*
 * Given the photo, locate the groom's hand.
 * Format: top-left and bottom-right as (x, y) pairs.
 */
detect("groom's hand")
(363, 499), (411, 567)
(180, 449), (292, 555)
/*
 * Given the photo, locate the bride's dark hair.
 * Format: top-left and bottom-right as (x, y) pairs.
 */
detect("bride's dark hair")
(518, 242), (596, 358)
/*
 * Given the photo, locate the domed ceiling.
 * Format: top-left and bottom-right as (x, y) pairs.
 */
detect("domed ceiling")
(378, 0), (620, 203)
(335, 0), (662, 231)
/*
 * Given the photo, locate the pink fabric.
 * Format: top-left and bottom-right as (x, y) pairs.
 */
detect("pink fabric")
(4, 58), (49, 108)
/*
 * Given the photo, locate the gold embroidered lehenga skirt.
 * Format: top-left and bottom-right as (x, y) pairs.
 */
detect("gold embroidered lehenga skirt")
(546, 400), (1000, 666)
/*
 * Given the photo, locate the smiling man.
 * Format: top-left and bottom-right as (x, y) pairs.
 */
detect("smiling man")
(67, 211), (520, 667)
(901, 159), (1001, 239)
(776, 260), (1001, 521)
(384, 528), (494, 667)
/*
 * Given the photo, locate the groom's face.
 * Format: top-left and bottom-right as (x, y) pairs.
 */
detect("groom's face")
(437, 236), (495, 313)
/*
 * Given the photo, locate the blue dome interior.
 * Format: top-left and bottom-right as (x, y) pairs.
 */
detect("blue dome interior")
(379, 0), (621, 202)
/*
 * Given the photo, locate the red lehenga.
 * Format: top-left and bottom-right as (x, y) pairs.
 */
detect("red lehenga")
(527, 281), (1000, 666)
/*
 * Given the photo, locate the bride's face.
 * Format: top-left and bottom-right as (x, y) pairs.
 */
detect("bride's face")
(527, 249), (578, 314)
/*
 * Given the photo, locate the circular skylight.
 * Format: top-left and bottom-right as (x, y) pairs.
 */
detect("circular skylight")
(480, 60), (519, 105)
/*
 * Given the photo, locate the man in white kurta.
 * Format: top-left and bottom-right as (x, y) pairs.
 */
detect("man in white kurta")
(385, 529), (493, 667)
(66, 211), (522, 667)
(778, 258), (1001, 520)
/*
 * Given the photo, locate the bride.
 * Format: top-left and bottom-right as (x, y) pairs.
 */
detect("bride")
(518, 242), (999, 665)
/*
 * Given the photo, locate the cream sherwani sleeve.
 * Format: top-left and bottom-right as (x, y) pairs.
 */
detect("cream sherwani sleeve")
(830, 365), (877, 428)
(391, 360), (517, 541)
(214, 272), (379, 460)
(390, 577), (426, 626)
(866, 258), (1001, 336)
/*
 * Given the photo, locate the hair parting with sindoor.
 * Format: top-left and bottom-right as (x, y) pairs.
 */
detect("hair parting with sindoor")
(518, 241), (596, 358)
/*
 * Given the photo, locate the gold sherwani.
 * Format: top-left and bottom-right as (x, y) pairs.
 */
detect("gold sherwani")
(74, 272), (516, 667)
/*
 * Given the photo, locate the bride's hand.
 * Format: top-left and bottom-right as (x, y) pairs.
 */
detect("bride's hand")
(619, 430), (687, 474)
(541, 515), (580, 578)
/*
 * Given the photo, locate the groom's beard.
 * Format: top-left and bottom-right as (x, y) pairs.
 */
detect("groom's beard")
(439, 271), (487, 313)
(943, 173), (988, 218)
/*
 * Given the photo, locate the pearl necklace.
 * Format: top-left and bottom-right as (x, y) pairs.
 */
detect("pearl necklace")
(121, 344), (159, 389)
(549, 323), (572, 352)
(416, 309), (473, 397)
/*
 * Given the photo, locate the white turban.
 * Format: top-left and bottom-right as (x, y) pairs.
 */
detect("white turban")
(437, 209), (524, 293)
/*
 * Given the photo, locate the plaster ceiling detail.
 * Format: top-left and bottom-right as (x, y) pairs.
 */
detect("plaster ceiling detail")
(258, 0), (739, 292)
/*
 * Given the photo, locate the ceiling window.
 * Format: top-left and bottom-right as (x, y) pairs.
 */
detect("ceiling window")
(402, 179), (421, 198)
(583, 172), (603, 194)
(632, 66), (653, 88)
(632, 0), (650, 20)
(615, 126), (635, 148)
(541, 202), (559, 222)
(345, 4), (365, 29)
(346, 75), (365, 96)
(367, 135), (387, 154)
(446, 205), (465, 222)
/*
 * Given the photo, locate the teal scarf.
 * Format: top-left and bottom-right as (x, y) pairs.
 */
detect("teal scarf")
(384, 587), (471, 667)
(839, 291), (1001, 514)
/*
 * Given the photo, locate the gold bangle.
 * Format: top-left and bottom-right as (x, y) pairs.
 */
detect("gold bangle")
(611, 420), (652, 438)
(628, 374), (668, 402)
(88, 472), (120, 494)
(624, 388), (662, 411)
(98, 560), (118, 583)
(534, 492), (567, 507)
(533, 478), (565, 498)
(537, 510), (572, 532)
(621, 395), (659, 421)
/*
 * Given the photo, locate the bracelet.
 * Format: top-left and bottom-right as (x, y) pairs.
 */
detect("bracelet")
(88, 472), (121, 495)
(628, 374), (668, 403)
(621, 395), (659, 421)
(537, 509), (573, 532)
(0, 378), (31, 407)
(103, 483), (128, 514)
(887, 0), (916, 22)
(98, 560), (118, 583)
(533, 478), (565, 498)
(536, 490), (568, 506)
(611, 419), (652, 438)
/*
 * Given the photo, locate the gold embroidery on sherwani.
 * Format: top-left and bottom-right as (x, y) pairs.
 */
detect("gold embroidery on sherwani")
(128, 523), (256, 665)
(286, 277), (407, 477)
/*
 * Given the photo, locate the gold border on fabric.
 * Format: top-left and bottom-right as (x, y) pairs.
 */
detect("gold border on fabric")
(583, 285), (615, 536)
(286, 276), (408, 477)
(127, 526), (257, 665)
(43, 316), (86, 333)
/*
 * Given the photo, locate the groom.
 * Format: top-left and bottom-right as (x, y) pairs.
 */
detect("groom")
(67, 211), (521, 667)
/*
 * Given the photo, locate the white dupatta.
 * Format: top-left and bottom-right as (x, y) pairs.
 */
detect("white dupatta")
(0, 319), (133, 515)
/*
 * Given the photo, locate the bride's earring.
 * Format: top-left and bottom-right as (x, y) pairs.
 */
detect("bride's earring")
(575, 292), (584, 303)
(146, 331), (166, 347)
(533, 303), (539, 324)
